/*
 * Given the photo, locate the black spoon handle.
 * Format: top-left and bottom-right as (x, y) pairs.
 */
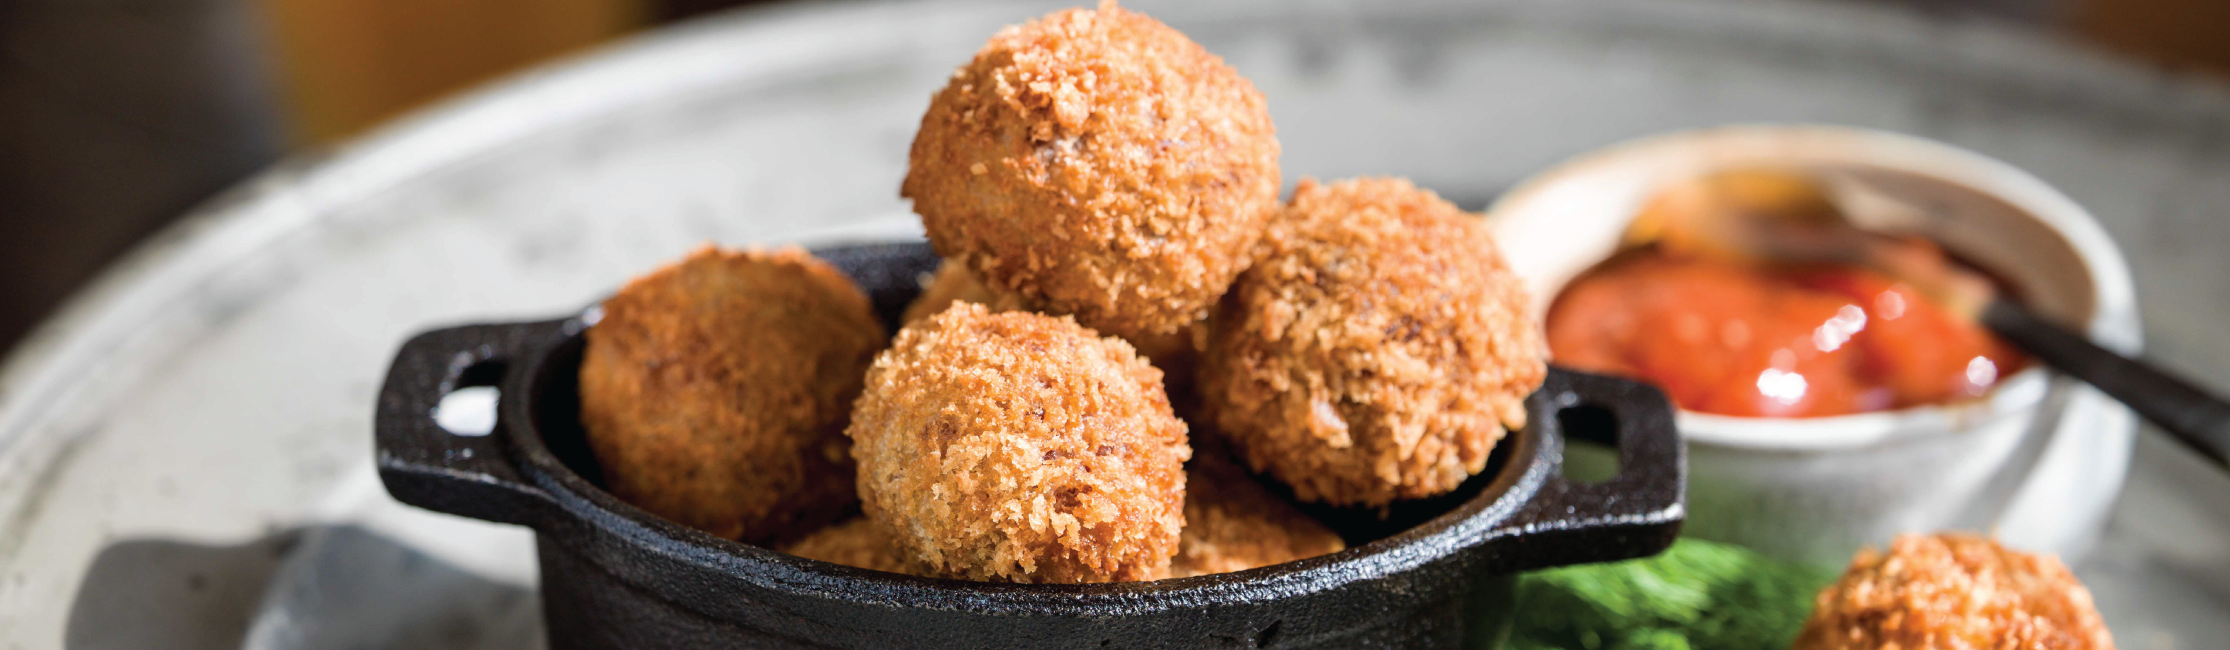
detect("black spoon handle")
(1981, 299), (2230, 469)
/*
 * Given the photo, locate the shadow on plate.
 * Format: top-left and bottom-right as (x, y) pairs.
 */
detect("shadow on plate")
(67, 525), (543, 650)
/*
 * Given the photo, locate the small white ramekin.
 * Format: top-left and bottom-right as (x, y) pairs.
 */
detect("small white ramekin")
(1483, 125), (2140, 568)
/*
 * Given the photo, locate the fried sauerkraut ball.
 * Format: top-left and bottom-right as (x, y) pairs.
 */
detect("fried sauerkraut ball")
(901, 2), (1280, 342)
(901, 260), (1205, 398)
(1199, 178), (1547, 507)
(579, 246), (884, 543)
(1795, 533), (2115, 650)
(780, 517), (911, 574)
(1171, 453), (1345, 578)
(848, 304), (1192, 583)
(900, 260), (1031, 325)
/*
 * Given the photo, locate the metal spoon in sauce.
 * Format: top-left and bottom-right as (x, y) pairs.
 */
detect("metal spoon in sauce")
(1628, 168), (2230, 470)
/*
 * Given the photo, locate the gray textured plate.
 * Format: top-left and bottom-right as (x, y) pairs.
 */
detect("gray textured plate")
(4, 0), (2228, 648)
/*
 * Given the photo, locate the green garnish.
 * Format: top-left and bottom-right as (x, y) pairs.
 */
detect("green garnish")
(1507, 538), (1837, 650)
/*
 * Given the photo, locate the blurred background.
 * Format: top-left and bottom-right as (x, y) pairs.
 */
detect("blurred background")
(0, 0), (2227, 354)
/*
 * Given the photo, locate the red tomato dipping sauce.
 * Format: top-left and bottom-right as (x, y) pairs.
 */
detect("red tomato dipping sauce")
(1546, 241), (2029, 418)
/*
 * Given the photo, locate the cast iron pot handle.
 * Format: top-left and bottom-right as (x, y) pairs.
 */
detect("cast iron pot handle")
(1490, 369), (1687, 571)
(375, 320), (572, 528)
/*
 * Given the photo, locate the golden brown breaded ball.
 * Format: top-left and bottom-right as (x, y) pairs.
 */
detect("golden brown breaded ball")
(1171, 453), (1345, 578)
(1794, 533), (2116, 650)
(901, 2), (1280, 342)
(780, 517), (912, 574)
(579, 246), (885, 543)
(848, 303), (1191, 583)
(901, 260), (1205, 401)
(900, 260), (1032, 325)
(1199, 178), (1547, 507)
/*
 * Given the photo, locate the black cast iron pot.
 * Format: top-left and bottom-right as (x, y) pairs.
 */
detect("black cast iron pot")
(374, 242), (1685, 649)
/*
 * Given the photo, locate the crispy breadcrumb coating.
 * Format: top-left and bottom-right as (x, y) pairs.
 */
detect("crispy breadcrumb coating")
(901, 260), (1205, 399)
(781, 516), (911, 574)
(848, 304), (1191, 583)
(901, 2), (1280, 342)
(579, 246), (885, 543)
(1199, 178), (1547, 507)
(1171, 453), (1344, 578)
(901, 260), (1033, 325)
(1795, 533), (2115, 650)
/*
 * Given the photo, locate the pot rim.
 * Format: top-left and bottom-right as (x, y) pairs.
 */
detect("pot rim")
(375, 242), (1683, 621)
(503, 317), (1561, 611)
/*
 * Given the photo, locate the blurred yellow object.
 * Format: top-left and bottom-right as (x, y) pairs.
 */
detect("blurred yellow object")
(1622, 167), (1996, 321)
(257, 0), (647, 144)
(1623, 168), (1843, 263)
